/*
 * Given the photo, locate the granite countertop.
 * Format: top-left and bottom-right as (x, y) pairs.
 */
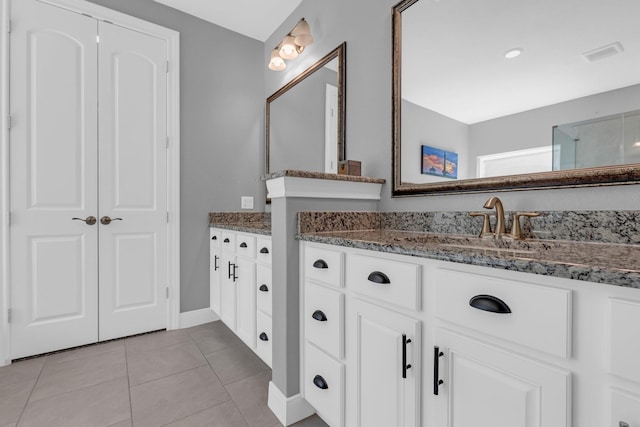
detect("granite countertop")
(209, 212), (271, 236)
(263, 169), (386, 184)
(298, 229), (640, 289)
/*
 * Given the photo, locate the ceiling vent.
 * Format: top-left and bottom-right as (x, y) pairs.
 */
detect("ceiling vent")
(582, 42), (624, 63)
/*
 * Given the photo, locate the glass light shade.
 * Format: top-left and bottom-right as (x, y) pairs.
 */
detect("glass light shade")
(293, 19), (314, 46)
(279, 35), (299, 60)
(268, 49), (286, 71)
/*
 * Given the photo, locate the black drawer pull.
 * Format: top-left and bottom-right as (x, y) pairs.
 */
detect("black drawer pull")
(469, 294), (512, 314)
(211, 235), (217, 240)
(240, 242), (247, 248)
(312, 310), (328, 322)
(433, 346), (444, 395)
(260, 247), (269, 254)
(313, 259), (328, 269)
(313, 375), (328, 390)
(402, 334), (412, 379)
(223, 238), (230, 243)
(367, 271), (390, 284)
(259, 284), (269, 292)
(214, 255), (219, 271)
(259, 332), (269, 341)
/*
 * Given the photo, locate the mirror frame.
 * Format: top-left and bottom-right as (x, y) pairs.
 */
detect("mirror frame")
(392, 0), (640, 196)
(265, 42), (347, 175)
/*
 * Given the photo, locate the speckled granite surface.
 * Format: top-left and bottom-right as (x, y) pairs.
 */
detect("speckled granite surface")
(209, 212), (271, 235)
(263, 169), (385, 184)
(297, 211), (640, 288)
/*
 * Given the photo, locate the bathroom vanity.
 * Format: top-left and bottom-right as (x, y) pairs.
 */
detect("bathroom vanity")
(297, 211), (640, 427)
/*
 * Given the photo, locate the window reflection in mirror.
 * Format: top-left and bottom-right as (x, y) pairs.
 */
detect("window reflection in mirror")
(393, 0), (640, 195)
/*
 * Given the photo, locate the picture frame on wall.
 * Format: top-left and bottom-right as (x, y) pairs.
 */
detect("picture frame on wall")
(421, 145), (458, 179)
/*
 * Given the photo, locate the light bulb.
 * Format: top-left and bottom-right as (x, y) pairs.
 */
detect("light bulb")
(268, 49), (286, 71)
(279, 35), (299, 60)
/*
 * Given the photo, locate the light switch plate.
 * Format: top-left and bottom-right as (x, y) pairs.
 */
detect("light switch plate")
(241, 196), (254, 210)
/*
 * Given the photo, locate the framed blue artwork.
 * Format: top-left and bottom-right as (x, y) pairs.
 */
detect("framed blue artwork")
(421, 145), (458, 179)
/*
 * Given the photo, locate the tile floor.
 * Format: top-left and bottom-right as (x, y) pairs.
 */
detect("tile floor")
(0, 321), (328, 427)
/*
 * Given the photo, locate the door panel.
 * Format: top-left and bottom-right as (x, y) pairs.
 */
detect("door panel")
(97, 22), (168, 340)
(10, 0), (99, 358)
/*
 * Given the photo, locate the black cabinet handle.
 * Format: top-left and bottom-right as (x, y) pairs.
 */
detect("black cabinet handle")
(223, 238), (230, 243)
(402, 334), (412, 379)
(313, 375), (328, 390)
(233, 264), (238, 281)
(469, 294), (512, 314)
(214, 255), (219, 271)
(367, 271), (391, 284)
(433, 346), (444, 395)
(260, 247), (269, 254)
(259, 284), (269, 292)
(211, 235), (217, 240)
(240, 242), (247, 248)
(228, 262), (238, 281)
(313, 259), (328, 269)
(312, 310), (328, 322)
(259, 332), (269, 341)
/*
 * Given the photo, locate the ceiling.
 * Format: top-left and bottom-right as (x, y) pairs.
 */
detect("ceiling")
(402, 0), (640, 124)
(152, 0), (302, 42)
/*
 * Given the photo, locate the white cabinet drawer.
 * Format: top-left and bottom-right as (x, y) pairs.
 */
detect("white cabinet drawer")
(209, 228), (222, 250)
(609, 298), (640, 382)
(236, 233), (256, 258)
(434, 268), (572, 358)
(304, 246), (344, 288)
(256, 237), (272, 266)
(256, 310), (272, 367)
(609, 388), (640, 427)
(304, 344), (344, 427)
(305, 282), (344, 360)
(346, 253), (421, 310)
(220, 231), (236, 252)
(256, 265), (272, 316)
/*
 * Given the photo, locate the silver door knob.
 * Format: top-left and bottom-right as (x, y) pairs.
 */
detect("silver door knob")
(100, 216), (123, 225)
(72, 216), (97, 225)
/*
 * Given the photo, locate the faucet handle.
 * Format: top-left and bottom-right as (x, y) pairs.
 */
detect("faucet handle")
(510, 212), (542, 240)
(469, 212), (494, 238)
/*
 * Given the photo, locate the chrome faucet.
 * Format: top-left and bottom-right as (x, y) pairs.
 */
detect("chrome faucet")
(483, 196), (505, 238)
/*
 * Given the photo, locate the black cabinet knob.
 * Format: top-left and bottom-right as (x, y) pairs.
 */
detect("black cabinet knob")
(469, 295), (511, 314)
(313, 375), (328, 390)
(312, 310), (328, 322)
(259, 284), (269, 292)
(223, 238), (230, 243)
(367, 271), (391, 284)
(240, 242), (247, 248)
(260, 247), (269, 254)
(313, 259), (328, 269)
(259, 332), (269, 341)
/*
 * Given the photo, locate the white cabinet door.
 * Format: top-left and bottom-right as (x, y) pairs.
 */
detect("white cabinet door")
(9, 0), (99, 358)
(97, 21), (168, 340)
(220, 252), (237, 330)
(235, 256), (256, 348)
(435, 328), (571, 427)
(348, 299), (421, 427)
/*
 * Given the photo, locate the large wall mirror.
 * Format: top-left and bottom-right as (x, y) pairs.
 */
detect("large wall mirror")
(266, 43), (346, 175)
(393, 0), (640, 196)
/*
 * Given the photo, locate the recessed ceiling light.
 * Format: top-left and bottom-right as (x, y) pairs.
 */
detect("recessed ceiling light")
(504, 48), (523, 59)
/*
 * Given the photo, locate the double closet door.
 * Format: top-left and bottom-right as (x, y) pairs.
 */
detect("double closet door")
(10, 0), (168, 359)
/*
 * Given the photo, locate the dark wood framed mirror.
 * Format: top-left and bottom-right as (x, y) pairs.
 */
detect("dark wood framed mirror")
(392, 0), (640, 196)
(266, 42), (346, 175)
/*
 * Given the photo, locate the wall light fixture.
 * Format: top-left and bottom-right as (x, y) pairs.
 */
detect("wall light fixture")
(268, 18), (314, 71)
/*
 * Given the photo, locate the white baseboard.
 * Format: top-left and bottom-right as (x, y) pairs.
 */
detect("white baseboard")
(179, 308), (219, 329)
(267, 381), (316, 426)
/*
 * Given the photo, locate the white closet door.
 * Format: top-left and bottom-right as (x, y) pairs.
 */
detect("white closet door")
(9, 0), (99, 358)
(97, 22), (168, 340)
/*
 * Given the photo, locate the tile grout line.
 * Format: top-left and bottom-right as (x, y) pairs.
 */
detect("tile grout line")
(14, 358), (47, 426)
(124, 340), (134, 426)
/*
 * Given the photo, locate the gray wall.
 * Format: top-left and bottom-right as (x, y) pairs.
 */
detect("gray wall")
(88, 0), (265, 312)
(270, 67), (337, 172)
(265, 0), (640, 213)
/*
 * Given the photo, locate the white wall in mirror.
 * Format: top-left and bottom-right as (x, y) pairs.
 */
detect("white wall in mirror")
(400, 0), (640, 186)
